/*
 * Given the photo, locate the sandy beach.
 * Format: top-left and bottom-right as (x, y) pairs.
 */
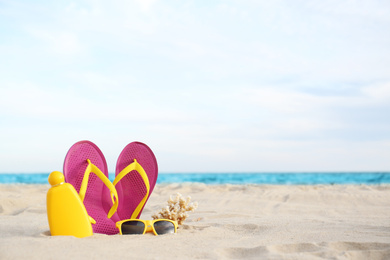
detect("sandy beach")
(1, 183), (389, 259)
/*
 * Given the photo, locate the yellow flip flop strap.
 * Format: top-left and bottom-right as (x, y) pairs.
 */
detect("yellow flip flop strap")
(79, 159), (119, 219)
(113, 159), (150, 219)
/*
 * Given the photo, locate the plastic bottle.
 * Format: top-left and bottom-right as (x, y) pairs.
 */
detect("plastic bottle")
(46, 171), (95, 238)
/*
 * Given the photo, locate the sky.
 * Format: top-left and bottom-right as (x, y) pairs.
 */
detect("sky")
(1, 0), (390, 173)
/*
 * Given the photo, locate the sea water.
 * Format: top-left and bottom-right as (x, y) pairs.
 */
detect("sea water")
(0, 172), (390, 185)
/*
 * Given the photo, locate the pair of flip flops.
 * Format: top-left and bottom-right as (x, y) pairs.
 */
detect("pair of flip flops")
(63, 141), (158, 235)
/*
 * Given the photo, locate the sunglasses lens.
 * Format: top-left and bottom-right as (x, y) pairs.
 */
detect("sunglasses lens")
(121, 221), (145, 235)
(153, 221), (176, 235)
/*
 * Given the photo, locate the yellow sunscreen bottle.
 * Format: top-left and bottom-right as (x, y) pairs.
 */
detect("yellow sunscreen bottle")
(46, 171), (95, 238)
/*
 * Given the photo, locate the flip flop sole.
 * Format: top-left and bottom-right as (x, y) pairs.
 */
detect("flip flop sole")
(64, 140), (119, 235)
(115, 142), (158, 220)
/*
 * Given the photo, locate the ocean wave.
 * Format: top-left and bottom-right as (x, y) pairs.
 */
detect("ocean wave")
(1, 172), (390, 185)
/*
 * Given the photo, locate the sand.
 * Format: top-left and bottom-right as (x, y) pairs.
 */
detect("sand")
(1, 183), (389, 259)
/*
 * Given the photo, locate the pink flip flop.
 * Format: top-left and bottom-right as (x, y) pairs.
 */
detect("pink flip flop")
(63, 141), (120, 235)
(113, 142), (158, 220)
